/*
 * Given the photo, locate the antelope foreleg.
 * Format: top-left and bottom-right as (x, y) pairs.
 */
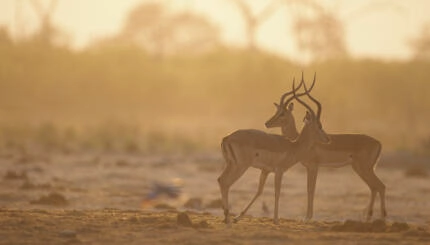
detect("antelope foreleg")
(305, 164), (318, 222)
(234, 170), (269, 223)
(273, 171), (283, 225)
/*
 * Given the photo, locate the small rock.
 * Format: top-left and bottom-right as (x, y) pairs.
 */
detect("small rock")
(331, 220), (369, 232)
(128, 216), (139, 223)
(371, 219), (387, 232)
(4, 170), (28, 180)
(59, 230), (77, 238)
(184, 197), (203, 210)
(30, 192), (68, 206)
(390, 222), (410, 232)
(116, 159), (131, 167)
(205, 198), (223, 209)
(153, 203), (176, 210)
(195, 220), (210, 229)
(177, 212), (193, 227)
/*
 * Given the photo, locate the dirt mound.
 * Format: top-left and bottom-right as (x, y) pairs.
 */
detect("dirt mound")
(204, 198), (223, 209)
(177, 212), (193, 227)
(183, 197), (203, 209)
(30, 192), (69, 206)
(331, 220), (410, 233)
(176, 212), (211, 229)
(390, 222), (410, 232)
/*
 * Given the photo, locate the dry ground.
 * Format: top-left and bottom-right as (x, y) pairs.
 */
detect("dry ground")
(0, 151), (429, 244)
(1, 209), (429, 245)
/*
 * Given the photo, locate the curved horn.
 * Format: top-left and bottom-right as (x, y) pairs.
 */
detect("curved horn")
(283, 73), (316, 107)
(292, 79), (316, 118)
(303, 72), (322, 119)
(279, 81), (302, 106)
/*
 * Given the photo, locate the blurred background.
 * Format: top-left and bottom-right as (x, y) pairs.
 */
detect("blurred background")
(0, 0), (430, 156)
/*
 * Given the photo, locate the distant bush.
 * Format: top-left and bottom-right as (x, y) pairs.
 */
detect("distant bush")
(404, 166), (429, 178)
(0, 122), (210, 155)
(420, 135), (430, 156)
(1, 34), (430, 152)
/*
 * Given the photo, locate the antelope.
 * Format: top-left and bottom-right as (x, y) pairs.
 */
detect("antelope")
(218, 77), (330, 225)
(265, 73), (386, 222)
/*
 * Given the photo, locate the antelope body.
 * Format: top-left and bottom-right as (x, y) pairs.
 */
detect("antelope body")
(265, 74), (386, 221)
(218, 77), (329, 224)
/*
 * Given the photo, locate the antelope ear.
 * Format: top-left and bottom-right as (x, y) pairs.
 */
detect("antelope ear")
(303, 111), (311, 123)
(287, 102), (294, 111)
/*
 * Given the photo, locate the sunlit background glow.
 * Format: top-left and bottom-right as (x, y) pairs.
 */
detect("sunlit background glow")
(0, 0), (430, 153)
(1, 0), (429, 61)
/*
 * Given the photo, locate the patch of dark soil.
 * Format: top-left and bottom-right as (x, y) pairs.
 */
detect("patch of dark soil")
(20, 180), (51, 190)
(402, 229), (430, 239)
(404, 166), (429, 178)
(30, 192), (69, 206)
(4, 170), (28, 180)
(390, 222), (410, 232)
(331, 219), (408, 233)
(153, 203), (176, 210)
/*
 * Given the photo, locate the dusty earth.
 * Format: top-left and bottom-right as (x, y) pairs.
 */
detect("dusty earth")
(0, 151), (429, 244)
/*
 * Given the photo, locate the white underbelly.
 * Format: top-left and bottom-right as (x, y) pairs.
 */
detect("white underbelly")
(314, 149), (353, 168)
(318, 158), (352, 168)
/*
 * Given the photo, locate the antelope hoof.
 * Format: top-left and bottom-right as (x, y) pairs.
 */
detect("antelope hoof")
(302, 216), (311, 223)
(223, 216), (231, 224)
(233, 212), (245, 223)
(233, 216), (241, 223)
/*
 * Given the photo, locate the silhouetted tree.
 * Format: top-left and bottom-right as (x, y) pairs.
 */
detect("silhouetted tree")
(229, 0), (283, 50)
(292, 9), (348, 61)
(113, 2), (219, 57)
(0, 27), (13, 46)
(228, 0), (346, 59)
(287, 0), (404, 62)
(164, 12), (220, 54)
(278, 0), (347, 61)
(28, 0), (61, 46)
(410, 23), (430, 60)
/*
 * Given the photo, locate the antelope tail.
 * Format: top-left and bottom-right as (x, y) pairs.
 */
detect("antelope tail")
(221, 137), (237, 166)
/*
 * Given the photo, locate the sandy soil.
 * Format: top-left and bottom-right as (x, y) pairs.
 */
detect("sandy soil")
(0, 151), (429, 244)
(1, 209), (429, 245)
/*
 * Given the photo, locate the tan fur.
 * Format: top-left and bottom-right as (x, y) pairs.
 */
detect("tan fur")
(266, 100), (386, 222)
(218, 78), (329, 225)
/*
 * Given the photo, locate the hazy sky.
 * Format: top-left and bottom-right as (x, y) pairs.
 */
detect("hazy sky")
(0, 0), (429, 62)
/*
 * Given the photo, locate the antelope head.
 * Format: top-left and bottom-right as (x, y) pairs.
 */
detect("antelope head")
(293, 74), (330, 145)
(265, 72), (315, 140)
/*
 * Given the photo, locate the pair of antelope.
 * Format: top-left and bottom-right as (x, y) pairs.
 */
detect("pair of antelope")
(218, 73), (386, 225)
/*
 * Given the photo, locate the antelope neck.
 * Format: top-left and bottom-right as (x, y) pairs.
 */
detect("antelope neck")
(292, 125), (316, 160)
(281, 120), (299, 141)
